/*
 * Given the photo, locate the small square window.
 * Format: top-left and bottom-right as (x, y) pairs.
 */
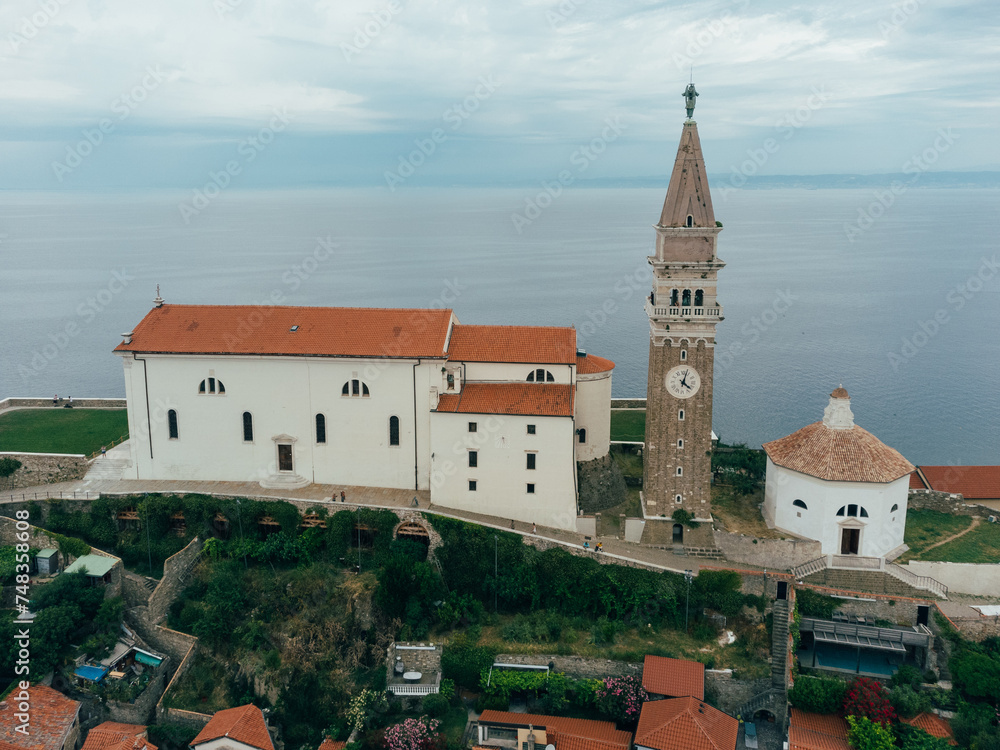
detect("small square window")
(469, 480), (477, 491)
(526, 483), (535, 494)
(796, 511), (802, 518)
(468, 421), (477, 433)
(469, 451), (478, 468)
(526, 453), (536, 470)
(527, 424), (536, 435)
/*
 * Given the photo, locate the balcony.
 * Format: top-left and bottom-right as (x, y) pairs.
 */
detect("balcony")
(645, 301), (723, 319)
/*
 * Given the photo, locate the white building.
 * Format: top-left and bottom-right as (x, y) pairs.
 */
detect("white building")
(114, 300), (613, 531)
(761, 387), (914, 559)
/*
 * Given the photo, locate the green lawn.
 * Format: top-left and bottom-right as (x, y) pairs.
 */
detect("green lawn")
(0, 409), (128, 455)
(920, 521), (1000, 564)
(899, 509), (974, 562)
(610, 409), (645, 442)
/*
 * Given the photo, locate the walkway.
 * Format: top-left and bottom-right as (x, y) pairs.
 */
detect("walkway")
(916, 516), (981, 557)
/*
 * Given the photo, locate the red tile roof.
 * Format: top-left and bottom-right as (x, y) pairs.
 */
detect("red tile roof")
(318, 741), (347, 750)
(789, 709), (848, 739)
(763, 422), (914, 483)
(115, 305), (453, 359)
(915, 466), (1000, 500)
(642, 655), (705, 700)
(81, 723), (155, 750)
(635, 697), (737, 750)
(478, 710), (631, 750)
(787, 727), (851, 750)
(0, 685), (80, 750)
(447, 325), (577, 364)
(902, 713), (956, 745)
(191, 705), (274, 750)
(576, 353), (615, 375)
(909, 471), (927, 490)
(436, 383), (574, 417)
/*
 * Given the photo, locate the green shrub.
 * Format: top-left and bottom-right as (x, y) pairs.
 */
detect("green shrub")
(788, 675), (847, 714)
(890, 685), (931, 719)
(422, 693), (450, 717)
(892, 664), (923, 689)
(796, 589), (838, 619)
(441, 633), (497, 690)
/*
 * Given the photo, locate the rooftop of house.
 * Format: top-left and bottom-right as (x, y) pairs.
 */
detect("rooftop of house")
(913, 465), (1000, 500)
(447, 324), (577, 365)
(191, 705), (274, 750)
(0, 685), (80, 750)
(63, 554), (117, 578)
(634, 697), (738, 750)
(478, 710), (632, 750)
(641, 655), (705, 701)
(387, 642), (442, 688)
(81, 722), (155, 750)
(436, 383), (575, 417)
(901, 713), (956, 745)
(787, 708), (849, 750)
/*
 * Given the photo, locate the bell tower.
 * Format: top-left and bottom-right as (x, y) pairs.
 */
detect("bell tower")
(642, 84), (724, 533)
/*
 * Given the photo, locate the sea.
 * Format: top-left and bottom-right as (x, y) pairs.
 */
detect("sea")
(1, 186), (998, 465)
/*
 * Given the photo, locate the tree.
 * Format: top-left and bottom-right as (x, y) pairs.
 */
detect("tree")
(789, 675), (847, 714)
(0, 457), (22, 488)
(383, 717), (441, 750)
(843, 677), (896, 726)
(594, 674), (648, 726)
(846, 716), (896, 750)
(895, 724), (954, 750)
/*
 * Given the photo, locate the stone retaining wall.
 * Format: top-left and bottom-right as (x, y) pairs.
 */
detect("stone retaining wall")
(706, 673), (771, 717)
(0, 452), (88, 490)
(610, 399), (646, 409)
(907, 490), (994, 518)
(0, 397), (126, 412)
(107, 661), (168, 725)
(713, 530), (821, 570)
(148, 537), (203, 624)
(577, 454), (627, 513)
(123, 572), (152, 608)
(903, 561), (1000, 597)
(494, 653), (642, 680)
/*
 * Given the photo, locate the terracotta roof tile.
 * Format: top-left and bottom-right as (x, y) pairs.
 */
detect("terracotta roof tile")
(576, 354), (615, 375)
(902, 713), (956, 744)
(831, 388), (849, 399)
(789, 710), (848, 739)
(0, 685), (80, 750)
(447, 325), (577, 364)
(436, 383), (574, 417)
(635, 697), (737, 750)
(642, 656), (705, 700)
(909, 471), (927, 490)
(787, 727), (851, 750)
(318, 740), (347, 750)
(191, 705), (274, 750)
(915, 466), (1000, 500)
(81, 723), (154, 750)
(477, 710), (630, 750)
(115, 305), (453, 359)
(763, 422), (914, 483)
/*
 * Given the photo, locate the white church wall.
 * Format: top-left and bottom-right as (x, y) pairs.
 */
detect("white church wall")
(121, 353), (440, 490)
(575, 371), (612, 462)
(429, 411), (578, 531)
(765, 458), (909, 558)
(461, 362), (574, 384)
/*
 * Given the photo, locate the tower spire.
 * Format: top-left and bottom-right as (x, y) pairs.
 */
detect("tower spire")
(659, 86), (714, 228)
(683, 82), (698, 119)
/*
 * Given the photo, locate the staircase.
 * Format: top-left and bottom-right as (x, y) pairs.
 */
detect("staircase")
(739, 688), (786, 722)
(771, 599), (790, 688)
(83, 457), (131, 481)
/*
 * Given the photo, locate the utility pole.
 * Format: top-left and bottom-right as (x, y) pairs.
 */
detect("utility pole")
(143, 494), (153, 577)
(358, 504), (362, 572)
(494, 535), (499, 613)
(684, 569), (694, 632)
(236, 499), (247, 569)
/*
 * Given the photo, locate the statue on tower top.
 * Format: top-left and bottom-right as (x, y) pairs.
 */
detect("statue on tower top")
(683, 83), (698, 119)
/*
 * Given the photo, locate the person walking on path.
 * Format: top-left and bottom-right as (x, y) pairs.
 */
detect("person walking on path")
(510, 519), (515, 529)
(532, 523), (537, 534)
(340, 490), (346, 502)
(53, 394), (59, 405)
(101, 446), (107, 458)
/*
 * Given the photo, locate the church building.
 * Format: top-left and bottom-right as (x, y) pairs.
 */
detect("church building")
(114, 300), (613, 531)
(762, 387), (914, 559)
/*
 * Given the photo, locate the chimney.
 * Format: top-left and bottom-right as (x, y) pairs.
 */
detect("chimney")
(153, 284), (164, 308)
(121, 331), (133, 345)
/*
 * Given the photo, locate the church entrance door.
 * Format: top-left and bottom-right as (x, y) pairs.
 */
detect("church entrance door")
(840, 527), (860, 555)
(672, 523), (684, 544)
(278, 444), (293, 471)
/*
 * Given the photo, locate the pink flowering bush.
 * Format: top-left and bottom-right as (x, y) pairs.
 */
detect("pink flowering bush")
(595, 674), (648, 725)
(383, 716), (441, 750)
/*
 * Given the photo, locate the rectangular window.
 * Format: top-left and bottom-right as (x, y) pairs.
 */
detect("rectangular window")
(486, 728), (517, 742)
(389, 416), (400, 446)
(527, 424), (536, 435)
(469, 480), (477, 491)
(468, 421), (477, 433)
(469, 451), (478, 468)
(526, 453), (536, 470)
(352, 379), (360, 396)
(526, 483), (535, 494)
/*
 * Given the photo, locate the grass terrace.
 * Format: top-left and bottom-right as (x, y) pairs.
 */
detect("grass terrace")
(0, 408), (128, 455)
(610, 409), (645, 442)
(898, 509), (975, 562)
(918, 519), (1000, 564)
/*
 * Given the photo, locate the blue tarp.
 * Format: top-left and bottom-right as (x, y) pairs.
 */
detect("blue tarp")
(75, 665), (108, 682)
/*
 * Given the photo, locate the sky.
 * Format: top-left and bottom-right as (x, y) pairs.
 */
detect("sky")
(2, 0), (998, 189)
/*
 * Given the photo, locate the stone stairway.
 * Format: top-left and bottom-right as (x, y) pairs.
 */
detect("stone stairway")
(771, 599), (790, 688)
(802, 568), (945, 599)
(739, 687), (786, 722)
(83, 457), (131, 481)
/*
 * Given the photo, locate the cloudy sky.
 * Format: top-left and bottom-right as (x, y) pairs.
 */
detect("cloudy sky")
(2, 0), (998, 189)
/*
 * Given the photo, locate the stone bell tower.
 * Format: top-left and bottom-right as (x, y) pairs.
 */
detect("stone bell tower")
(642, 84), (725, 538)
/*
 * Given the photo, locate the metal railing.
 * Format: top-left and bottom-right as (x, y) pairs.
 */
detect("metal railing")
(87, 434), (129, 461)
(791, 556), (828, 579)
(831, 554), (883, 570)
(388, 683), (439, 696)
(1, 489), (98, 504)
(885, 562), (948, 598)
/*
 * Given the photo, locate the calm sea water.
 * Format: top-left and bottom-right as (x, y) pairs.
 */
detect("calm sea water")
(1, 187), (998, 465)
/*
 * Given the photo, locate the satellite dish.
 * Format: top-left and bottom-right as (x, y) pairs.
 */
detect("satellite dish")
(546, 744), (556, 750)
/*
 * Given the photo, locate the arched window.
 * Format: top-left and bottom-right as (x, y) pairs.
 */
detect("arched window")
(680, 349), (687, 361)
(837, 506), (845, 516)
(199, 378), (226, 395)
(694, 289), (704, 307)
(342, 379), (370, 398)
(860, 507), (869, 517)
(682, 289), (692, 307)
(168, 410), (178, 439)
(242, 412), (253, 442)
(389, 416), (400, 446)
(890, 504), (898, 513)
(670, 289), (679, 306)
(686, 215), (693, 227)
(677, 439), (684, 449)
(678, 409), (685, 421)
(675, 494), (683, 504)
(676, 466), (683, 476)
(836, 505), (868, 518)
(315, 414), (326, 444)
(578, 428), (586, 444)
(793, 499), (807, 510)
(526, 369), (555, 382)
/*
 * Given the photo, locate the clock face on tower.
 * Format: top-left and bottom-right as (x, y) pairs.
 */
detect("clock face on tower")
(666, 365), (701, 399)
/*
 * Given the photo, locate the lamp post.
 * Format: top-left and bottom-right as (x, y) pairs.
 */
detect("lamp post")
(143, 494), (153, 577)
(236, 498), (247, 569)
(684, 569), (694, 632)
(494, 535), (499, 614)
(357, 504), (362, 572)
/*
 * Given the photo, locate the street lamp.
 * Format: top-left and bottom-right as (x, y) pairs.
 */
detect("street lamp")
(143, 494), (153, 577)
(494, 535), (499, 613)
(684, 569), (694, 632)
